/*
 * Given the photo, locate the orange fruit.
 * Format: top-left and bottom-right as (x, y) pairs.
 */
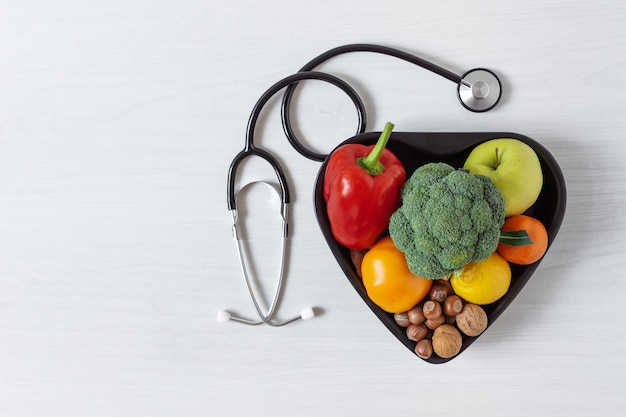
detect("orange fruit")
(361, 237), (433, 313)
(497, 215), (548, 265)
(450, 252), (511, 305)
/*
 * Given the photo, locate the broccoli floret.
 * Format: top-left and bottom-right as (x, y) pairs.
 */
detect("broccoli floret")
(389, 162), (505, 279)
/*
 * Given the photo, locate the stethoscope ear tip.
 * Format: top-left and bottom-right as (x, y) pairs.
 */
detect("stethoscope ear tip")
(300, 307), (315, 320)
(217, 310), (232, 322)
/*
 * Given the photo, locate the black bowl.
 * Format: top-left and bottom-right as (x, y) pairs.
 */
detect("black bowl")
(314, 131), (567, 364)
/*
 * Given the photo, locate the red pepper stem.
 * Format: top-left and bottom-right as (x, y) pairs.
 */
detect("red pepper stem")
(357, 122), (395, 175)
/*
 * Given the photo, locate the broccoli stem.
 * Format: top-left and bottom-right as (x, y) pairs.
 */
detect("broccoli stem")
(357, 122), (394, 175)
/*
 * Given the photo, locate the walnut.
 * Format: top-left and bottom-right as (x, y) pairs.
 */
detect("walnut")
(431, 324), (462, 359)
(455, 303), (488, 337)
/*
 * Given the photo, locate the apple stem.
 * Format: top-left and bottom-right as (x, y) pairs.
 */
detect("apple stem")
(495, 147), (500, 169)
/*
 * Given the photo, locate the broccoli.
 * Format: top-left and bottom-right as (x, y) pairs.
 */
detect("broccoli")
(388, 162), (505, 279)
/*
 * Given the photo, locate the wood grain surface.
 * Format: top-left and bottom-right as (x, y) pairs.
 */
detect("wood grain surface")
(0, 1), (625, 416)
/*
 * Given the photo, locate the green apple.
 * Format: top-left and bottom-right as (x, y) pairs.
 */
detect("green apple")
(463, 138), (543, 217)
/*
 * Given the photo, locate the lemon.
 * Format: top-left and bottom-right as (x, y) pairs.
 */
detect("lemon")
(450, 252), (511, 305)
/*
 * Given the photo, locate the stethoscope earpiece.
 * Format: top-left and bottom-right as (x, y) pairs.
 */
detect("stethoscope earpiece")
(457, 68), (502, 113)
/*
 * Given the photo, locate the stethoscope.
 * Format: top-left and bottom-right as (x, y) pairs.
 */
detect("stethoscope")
(218, 43), (503, 326)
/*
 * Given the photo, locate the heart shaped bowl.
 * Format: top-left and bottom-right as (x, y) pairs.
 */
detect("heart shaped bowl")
(314, 131), (566, 364)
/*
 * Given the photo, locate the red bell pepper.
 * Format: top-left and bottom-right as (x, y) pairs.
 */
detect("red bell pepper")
(323, 122), (406, 250)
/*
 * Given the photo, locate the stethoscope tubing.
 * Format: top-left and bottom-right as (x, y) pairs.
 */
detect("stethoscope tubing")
(280, 43), (466, 161)
(295, 43), (461, 84)
(227, 147), (289, 211)
(227, 70), (367, 211)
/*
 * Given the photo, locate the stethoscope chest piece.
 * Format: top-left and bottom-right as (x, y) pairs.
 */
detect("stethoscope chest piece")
(457, 68), (502, 112)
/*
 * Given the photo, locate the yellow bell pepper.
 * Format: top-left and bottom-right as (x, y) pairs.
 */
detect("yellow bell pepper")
(361, 237), (433, 313)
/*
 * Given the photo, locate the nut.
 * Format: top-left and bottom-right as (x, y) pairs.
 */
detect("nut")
(456, 303), (488, 337)
(350, 249), (368, 277)
(424, 314), (446, 330)
(422, 300), (442, 320)
(394, 312), (410, 327)
(432, 324), (462, 359)
(406, 324), (428, 342)
(443, 295), (464, 317)
(407, 305), (426, 325)
(406, 323), (428, 342)
(429, 281), (452, 302)
(415, 339), (433, 360)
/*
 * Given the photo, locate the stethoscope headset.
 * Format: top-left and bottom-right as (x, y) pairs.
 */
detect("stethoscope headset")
(219, 43), (503, 326)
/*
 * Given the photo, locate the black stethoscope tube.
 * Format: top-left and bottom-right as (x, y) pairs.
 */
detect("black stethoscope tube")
(296, 43), (461, 83)
(280, 44), (464, 161)
(227, 70), (367, 211)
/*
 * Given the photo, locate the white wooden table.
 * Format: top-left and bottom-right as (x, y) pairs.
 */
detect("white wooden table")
(1, 1), (625, 415)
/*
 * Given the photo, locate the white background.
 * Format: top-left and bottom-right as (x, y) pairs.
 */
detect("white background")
(1, 1), (625, 416)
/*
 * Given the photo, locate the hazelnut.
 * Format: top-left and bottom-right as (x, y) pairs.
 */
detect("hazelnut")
(415, 339), (433, 360)
(429, 281), (452, 302)
(406, 323), (428, 342)
(350, 249), (368, 277)
(456, 303), (488, 337)
(407, 305), (426, 325)
(443, 295), (464, 317)
(432, 324), (462, 359)
(425, 314), (446, 330)
(422, 300), (442, 320)
(394, 312), (410, 327)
